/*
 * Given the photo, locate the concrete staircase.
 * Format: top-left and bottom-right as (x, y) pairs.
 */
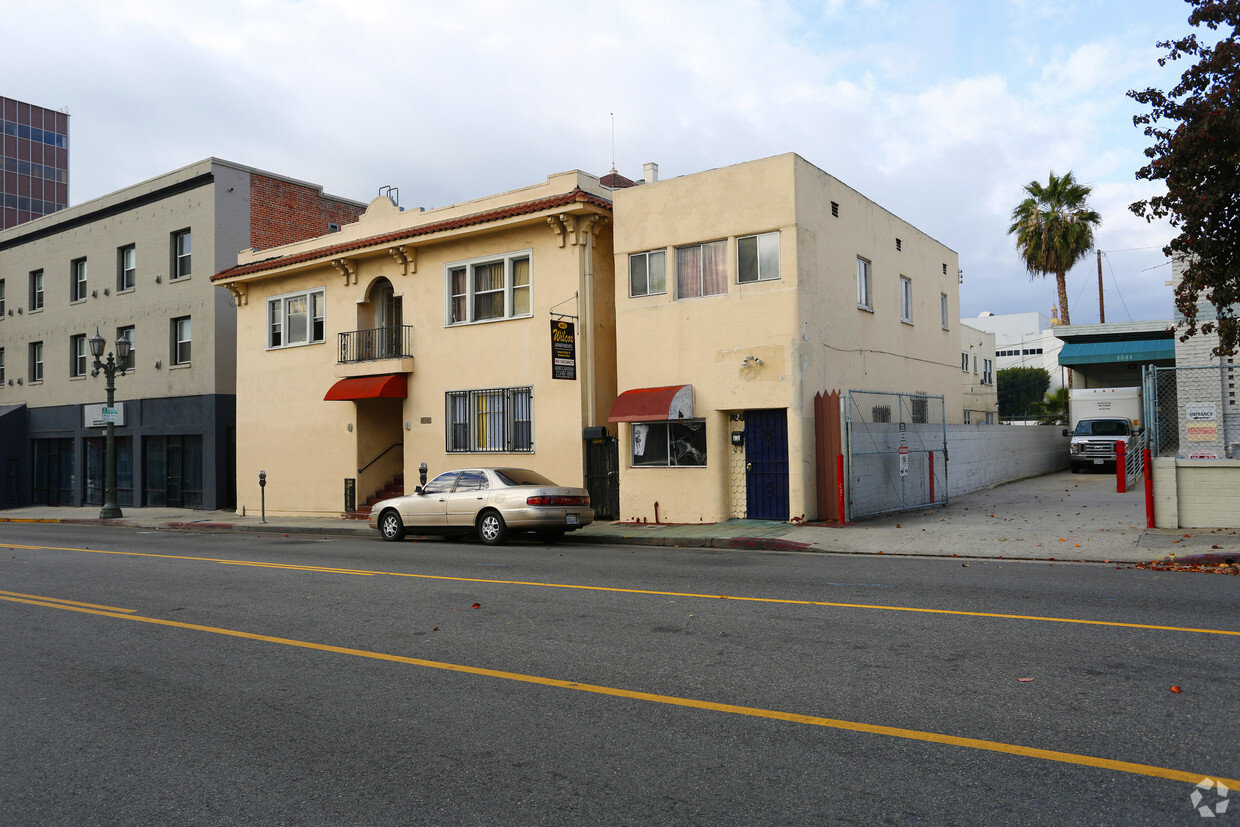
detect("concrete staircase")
(344, 474), (404, 520)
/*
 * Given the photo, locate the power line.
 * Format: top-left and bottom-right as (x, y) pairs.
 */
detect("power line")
(1100, 245), (1167, 254)
(1102, 252), (1134, 322)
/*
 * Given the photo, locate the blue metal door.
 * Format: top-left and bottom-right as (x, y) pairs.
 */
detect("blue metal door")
(745, 409), (789, 520)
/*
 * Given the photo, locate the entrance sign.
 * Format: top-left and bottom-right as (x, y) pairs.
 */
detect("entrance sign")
(551, 320), (576, 380)
(1185, 402), (1215, 421)
(898, 445), (910, 477)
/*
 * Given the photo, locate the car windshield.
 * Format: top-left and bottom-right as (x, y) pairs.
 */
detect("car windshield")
(494, 468), (557, 487)
(1074, 420), (1131, 437)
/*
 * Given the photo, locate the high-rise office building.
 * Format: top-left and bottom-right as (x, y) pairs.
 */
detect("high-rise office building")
(1, 96), (69, 230)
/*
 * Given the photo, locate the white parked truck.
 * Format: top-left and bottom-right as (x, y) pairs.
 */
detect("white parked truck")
(1065, 387), (1143, 473)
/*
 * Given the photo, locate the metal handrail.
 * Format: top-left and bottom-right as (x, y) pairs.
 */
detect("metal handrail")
(359, 442), (402, 475)
(339, 325), (413, 363)
(1125, 430), (1147, 485)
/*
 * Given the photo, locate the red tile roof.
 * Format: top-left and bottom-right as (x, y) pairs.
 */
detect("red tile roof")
(600, 170), (637, 189)
(212, 187), (612, 282)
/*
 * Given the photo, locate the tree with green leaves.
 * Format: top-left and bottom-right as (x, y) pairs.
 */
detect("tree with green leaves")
(997, 367), (1050, 420)
(1007, 171), (1102, 326)
(1129, 0), (1240, 356)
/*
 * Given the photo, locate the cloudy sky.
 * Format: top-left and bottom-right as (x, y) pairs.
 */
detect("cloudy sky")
(10, 0), (1203, 324)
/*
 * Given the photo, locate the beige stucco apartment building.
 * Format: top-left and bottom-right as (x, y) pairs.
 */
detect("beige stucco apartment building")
(609, 154), (962, 524)
(212, 154), (961, 524)
(213, 172), (617, 518)
(0, 159), (364, 509)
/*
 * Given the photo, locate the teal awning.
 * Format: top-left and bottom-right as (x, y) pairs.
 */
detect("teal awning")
(1058, 338), (1174, 366)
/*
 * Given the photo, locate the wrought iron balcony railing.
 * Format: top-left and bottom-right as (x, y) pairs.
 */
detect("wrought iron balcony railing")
(338, 325), (413, 364)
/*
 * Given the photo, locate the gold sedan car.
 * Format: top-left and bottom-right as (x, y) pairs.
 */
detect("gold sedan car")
(369, 467), (594, 545)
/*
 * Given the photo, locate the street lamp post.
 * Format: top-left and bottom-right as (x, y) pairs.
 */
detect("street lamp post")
(89, 329), (131, 519)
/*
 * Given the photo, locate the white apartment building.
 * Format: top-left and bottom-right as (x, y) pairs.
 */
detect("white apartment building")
(967, 311), (1067, 393)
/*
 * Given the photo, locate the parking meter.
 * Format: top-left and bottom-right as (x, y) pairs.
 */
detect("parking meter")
(419, 462), (428, 486)
(258, 470), (267, 523)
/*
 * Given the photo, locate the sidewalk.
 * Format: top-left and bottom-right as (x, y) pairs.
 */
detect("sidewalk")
(2, 471), (1235, 564)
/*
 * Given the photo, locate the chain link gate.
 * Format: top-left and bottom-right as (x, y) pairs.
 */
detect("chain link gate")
(845, 390), (948, 519)
(1144, 364), (1238, 460)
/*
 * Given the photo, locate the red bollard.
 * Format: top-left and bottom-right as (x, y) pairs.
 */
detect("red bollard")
(1116, 440), (1127, 493)
(1144, 448), (1154, 528)
(836, 453), (847, 525)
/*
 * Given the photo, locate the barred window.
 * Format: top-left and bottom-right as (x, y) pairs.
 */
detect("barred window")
(911, 396), (929, 424)
(446, 386), (533, 452)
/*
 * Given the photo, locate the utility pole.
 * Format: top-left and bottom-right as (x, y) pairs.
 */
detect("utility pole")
(1097, 250), (1105, 324)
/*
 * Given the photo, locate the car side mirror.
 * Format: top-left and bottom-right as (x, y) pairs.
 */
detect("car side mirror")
(415, 485), (424, 495)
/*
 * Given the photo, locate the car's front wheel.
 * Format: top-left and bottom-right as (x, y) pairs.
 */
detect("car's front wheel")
(378, 509), (406, 542)
(477, 510), (508, 546)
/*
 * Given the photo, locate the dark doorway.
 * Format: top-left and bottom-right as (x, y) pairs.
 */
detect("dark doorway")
(32, 438), (74, 506)
(744, 409), (789, 520)
(144, 435), (203, 508)
(584, 436), (619, 521)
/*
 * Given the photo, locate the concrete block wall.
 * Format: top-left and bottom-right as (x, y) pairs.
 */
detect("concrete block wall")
(1152, 458), (1178, 528)
(1153, 458), (1240, 528)
(944, 424), (1067, 496)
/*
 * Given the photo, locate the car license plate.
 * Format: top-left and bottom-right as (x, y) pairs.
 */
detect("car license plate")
(1093, 459), (1104, 465)
(565, 514), (579, 526)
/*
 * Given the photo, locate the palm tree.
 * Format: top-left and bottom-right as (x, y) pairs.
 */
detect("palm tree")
(1035, 387), (1070, 426)
(1008, 171), (1101, 326)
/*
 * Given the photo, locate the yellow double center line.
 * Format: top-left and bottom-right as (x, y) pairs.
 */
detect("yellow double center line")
(2, 588), (1236, 790)
(8, 543), (1240, 638)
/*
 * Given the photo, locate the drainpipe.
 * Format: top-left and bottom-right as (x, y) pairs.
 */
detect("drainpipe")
(582, 216), (597, 426)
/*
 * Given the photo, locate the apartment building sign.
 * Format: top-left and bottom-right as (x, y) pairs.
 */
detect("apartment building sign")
(551, 320), (577, 380)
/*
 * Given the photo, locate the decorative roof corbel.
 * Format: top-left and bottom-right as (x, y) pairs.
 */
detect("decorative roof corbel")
(226, 284), (247, 307)
(582, 214), (609, 238)
(547, 215), (568, 248)
(388, 245), (414, 276)
(332, 257), (358, 286)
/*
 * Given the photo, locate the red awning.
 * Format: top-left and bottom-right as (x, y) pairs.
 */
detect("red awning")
(608, 385), (694, 422)
(324, 374), (407, 401)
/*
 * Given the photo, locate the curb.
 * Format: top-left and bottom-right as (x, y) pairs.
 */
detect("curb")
(1154, 551), (1240, 566)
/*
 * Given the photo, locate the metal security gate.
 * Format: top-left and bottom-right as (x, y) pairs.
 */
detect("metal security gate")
(584, 435), (619, 521)
(744, 409), (789, 520)
(845, 390), (947, 520)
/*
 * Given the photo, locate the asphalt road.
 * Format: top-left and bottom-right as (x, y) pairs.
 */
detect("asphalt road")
(2, 524), (1237, 825)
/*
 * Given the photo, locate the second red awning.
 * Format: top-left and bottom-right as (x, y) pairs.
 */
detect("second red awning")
(607, 385), (694, 422)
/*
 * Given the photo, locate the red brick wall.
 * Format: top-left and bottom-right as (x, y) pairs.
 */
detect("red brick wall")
(249, 173), (367, 251)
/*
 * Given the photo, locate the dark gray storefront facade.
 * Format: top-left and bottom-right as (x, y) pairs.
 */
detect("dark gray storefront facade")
(1, 394), (234, 511)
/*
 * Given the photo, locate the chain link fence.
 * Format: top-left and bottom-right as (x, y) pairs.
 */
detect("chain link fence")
(1145, 364), (1238, 460)
(845, 390), (947, 519)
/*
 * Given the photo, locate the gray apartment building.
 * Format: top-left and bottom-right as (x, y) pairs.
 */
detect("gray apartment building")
(0, 158), (365, 509)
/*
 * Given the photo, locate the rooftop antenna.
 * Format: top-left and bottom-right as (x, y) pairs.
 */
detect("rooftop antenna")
(610, 112), (616, 173)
